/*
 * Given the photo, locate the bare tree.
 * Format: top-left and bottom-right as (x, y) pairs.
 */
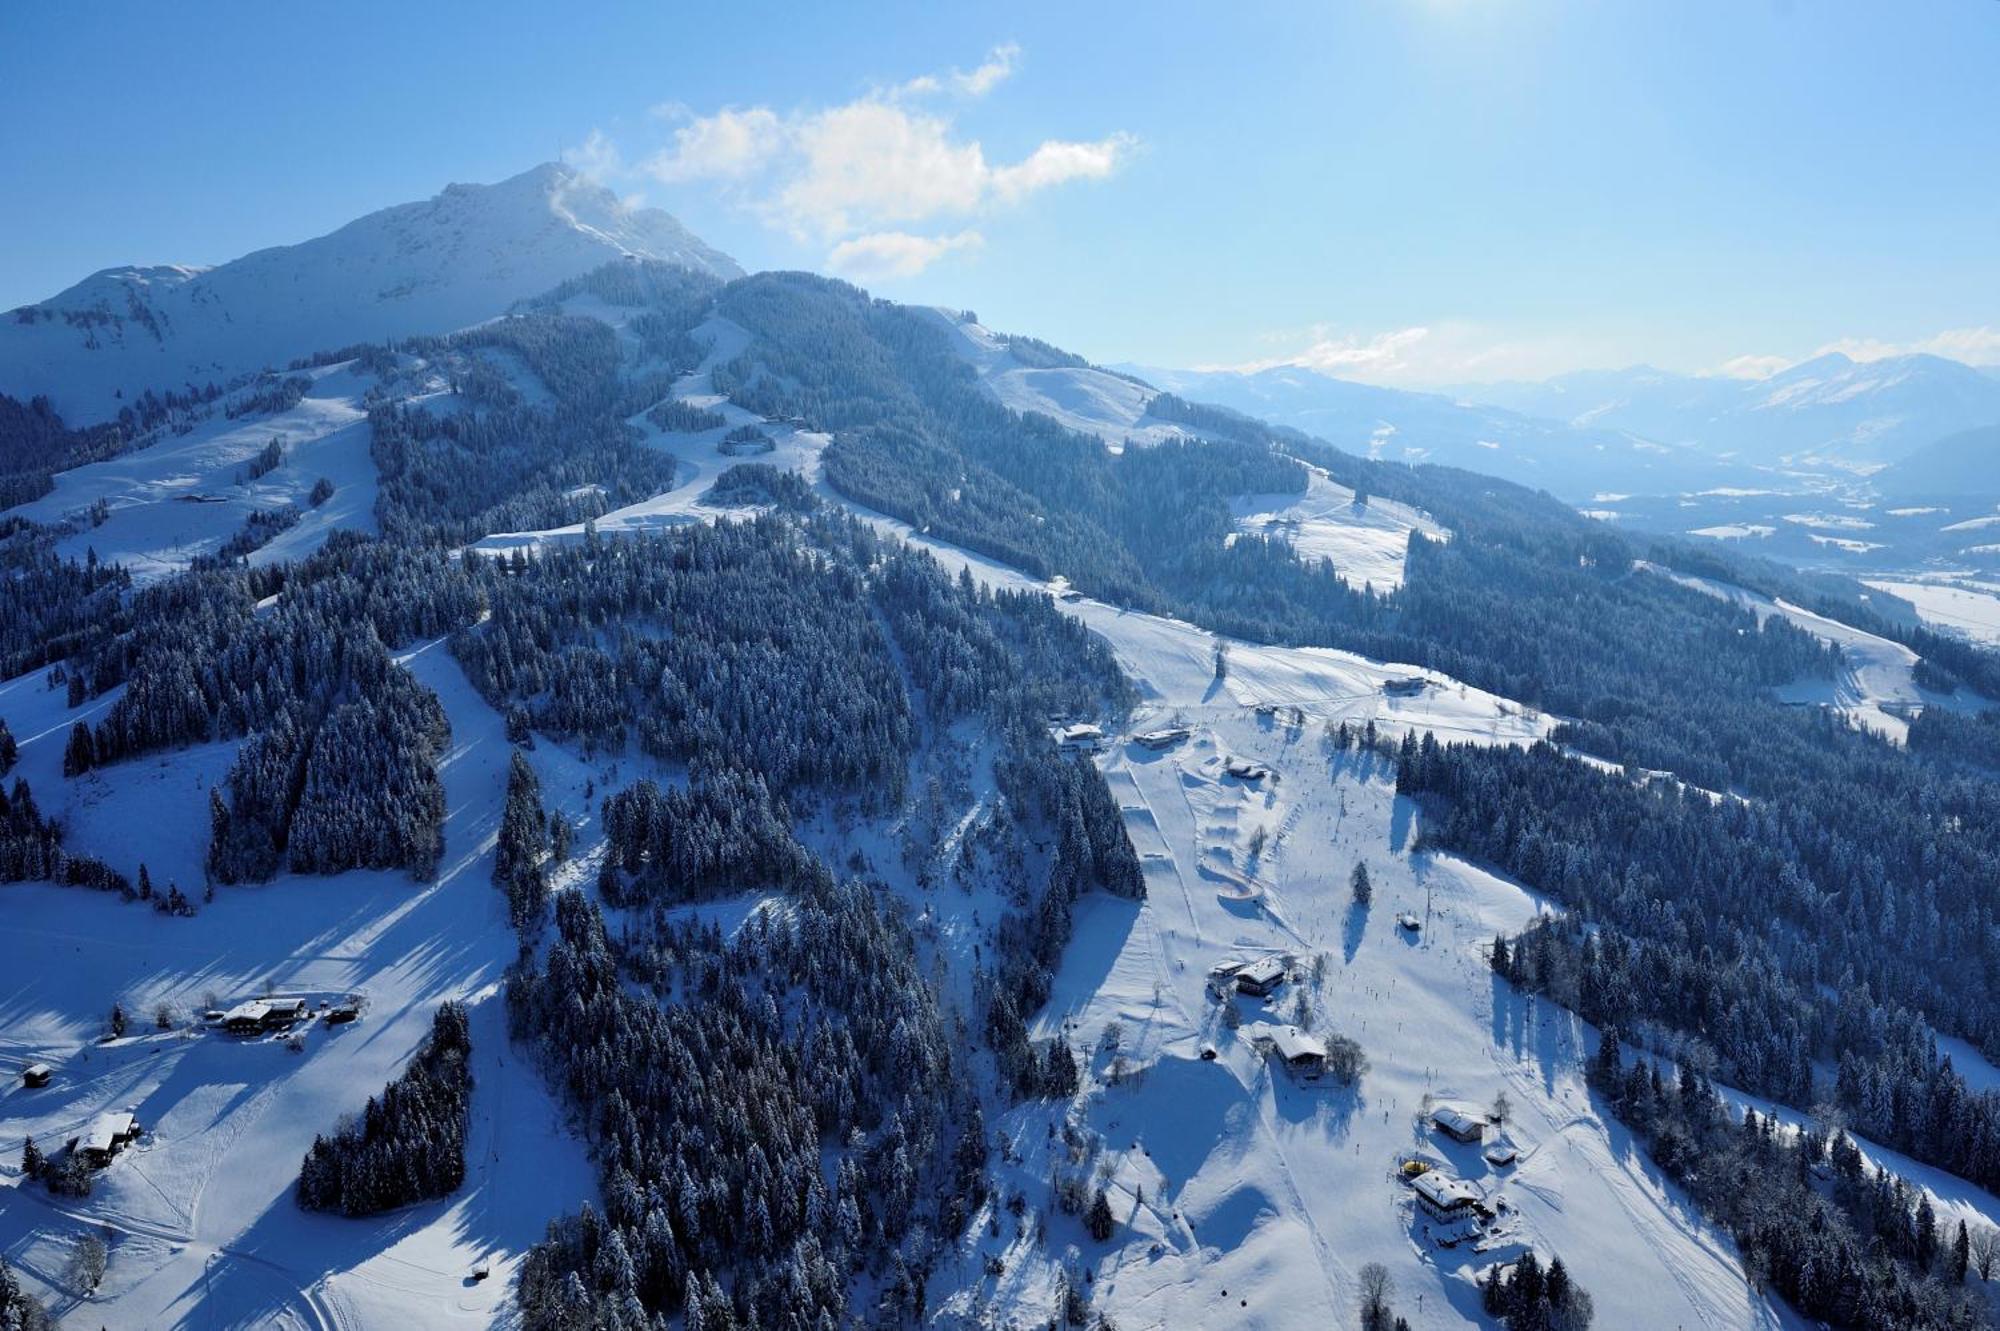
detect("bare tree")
(1970, 1223), (2000, 1282)
(1358, 1261), (1394, 1331)
(65, 1231), (108, 1293)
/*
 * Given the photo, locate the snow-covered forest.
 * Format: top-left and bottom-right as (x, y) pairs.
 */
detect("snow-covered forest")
(3, 164), (2000, 1331)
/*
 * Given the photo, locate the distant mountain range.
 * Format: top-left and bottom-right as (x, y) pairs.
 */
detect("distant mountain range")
(1116, 363), (1735, 499)
(1117, 350), (2000, 503)
(0, 163), (741, 423)
(1880, 423), (2000, 498)
(1451, 353), (2000, 469)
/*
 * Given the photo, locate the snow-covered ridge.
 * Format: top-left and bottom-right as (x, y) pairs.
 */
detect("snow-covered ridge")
(921, 308), (1190, 451)
(1, 163), (740, 424)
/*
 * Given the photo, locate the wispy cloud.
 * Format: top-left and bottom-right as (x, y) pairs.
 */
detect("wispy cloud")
(828, 229), (984, 280)
(1234, 320), (2000, 389)
(1218, 321), (1598, 388)
(1812, 326), (2000, 366)
(1711, 326), (2000, 379)
(569, 45), (1132, 279)
(1711, 353), (1795, 380)
(893, 42), (1021, 99)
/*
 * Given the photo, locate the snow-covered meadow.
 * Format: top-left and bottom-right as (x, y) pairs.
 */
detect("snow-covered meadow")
(0, 643), (594, 1330)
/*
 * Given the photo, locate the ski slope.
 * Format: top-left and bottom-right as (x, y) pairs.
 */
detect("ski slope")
(4, 360), (382, 584)
(468, 316), (837, 559)
(1641, 562), (1988, 743)
(921, 308), (1190, 451)
(1230, 469), (1449, 593)
(932, 704), (1806, 1331)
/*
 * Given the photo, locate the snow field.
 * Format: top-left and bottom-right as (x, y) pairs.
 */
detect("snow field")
(0, 640), (595, 1330)
(6, 360), (380, 585)
(1229, 470), (1448, 593)
(936, 710), (1806, 1330)
(919, 309), (1188, 452)
(1641, 562), (1990, 744)
(1864, 579), (2000, 648)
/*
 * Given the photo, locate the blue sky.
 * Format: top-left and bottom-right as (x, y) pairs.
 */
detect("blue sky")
(4, 1), (1997, 385)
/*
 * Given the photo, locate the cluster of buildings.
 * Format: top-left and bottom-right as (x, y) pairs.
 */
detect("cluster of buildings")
(1207, 954), (1291, 1001)
(1399, 1104), (1523, 1244)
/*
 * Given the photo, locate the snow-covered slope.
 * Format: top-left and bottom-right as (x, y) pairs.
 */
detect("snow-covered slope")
(1879, 424), (2000, 498)
(6, 360), (383, 582)
(923, 309), (1192, 450)
(1863, 577), (2000, 647)
(1231, 469), (1447, 593)
(1, 163), (741, 423)
(1640, 562), (1990, 743)
(0, 640), (596, 1329)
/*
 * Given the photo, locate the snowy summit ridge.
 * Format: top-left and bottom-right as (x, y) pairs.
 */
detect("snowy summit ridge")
(0, 162), (742, 422)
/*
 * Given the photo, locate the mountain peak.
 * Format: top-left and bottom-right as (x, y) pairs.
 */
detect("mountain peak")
(2, 164), (742, 421)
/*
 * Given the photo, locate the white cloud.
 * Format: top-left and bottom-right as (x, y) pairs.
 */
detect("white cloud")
(829, 230), (984, 280)
(775, 101), (991, 237)
(1712, 353), (1794, 380)
(1222, 321), (1611, 388)
(890, 42), (1020, 99)
(991, 133), (1137, 202)
(573, 46), (1131, 279)
(952, 43), (1020, 97)
(562, 128), (625, 182)
(1709, 326), (2000, 381)
(1813, 326), (2000, 366)
(645, 107), (785, 184)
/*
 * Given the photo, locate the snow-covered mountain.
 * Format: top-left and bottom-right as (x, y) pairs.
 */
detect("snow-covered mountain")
(1880, 423), (2000, 498)
(0, 162), (741, 423)
(1117, 362), (1732, 500)
(1457, 352), (2000, 467)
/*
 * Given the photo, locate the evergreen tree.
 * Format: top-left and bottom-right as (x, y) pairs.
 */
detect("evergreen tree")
(61, 721), (94, 776)
(1086, 1188), (1115, 1242)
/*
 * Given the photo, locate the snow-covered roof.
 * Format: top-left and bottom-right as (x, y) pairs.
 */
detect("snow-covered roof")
(222, 1001), (270, 1024)
(82, 1111), (136, 1153)
(1237, 955), (1287, 985)
(1432, 1105), (1486, 1137)
(1411, 1170), (1481, 1210)
(23, 1063), (50, 1078)
(1269, 1026), (1327, 1062)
